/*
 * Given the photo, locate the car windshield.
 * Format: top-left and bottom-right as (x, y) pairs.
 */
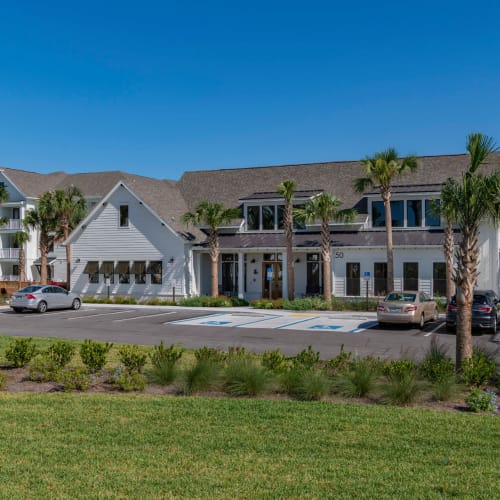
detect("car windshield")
(18, 286), (44, 293)
(385, 293), (416, 302)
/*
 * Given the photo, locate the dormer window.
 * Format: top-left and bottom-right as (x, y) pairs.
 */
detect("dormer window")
(370, 197), (440, 228)
(119, 205), (129, 227)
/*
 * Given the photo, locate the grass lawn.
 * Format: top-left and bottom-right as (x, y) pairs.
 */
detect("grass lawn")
(0, 394), (498, 498)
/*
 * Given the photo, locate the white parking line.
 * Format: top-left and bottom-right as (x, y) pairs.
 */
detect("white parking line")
(4, 308), (97, 317)
(424, 321), (445, 336)
(113, 311), (176, 322)
(67, 310), (134, 320)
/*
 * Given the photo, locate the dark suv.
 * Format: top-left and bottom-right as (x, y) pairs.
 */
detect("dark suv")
(446, 289), (499, 334)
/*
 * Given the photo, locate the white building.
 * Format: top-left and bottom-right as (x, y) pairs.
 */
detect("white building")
(0, 152), (499, 299)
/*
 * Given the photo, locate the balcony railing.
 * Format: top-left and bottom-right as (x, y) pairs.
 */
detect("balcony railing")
(0, 248), (19, 259)
(0, 219), (21, 230)
(0, 275), (20, 281)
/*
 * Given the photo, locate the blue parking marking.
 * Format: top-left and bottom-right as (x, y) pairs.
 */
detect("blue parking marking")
(201, 320), (232, 326)
(309, 324), (342, 330)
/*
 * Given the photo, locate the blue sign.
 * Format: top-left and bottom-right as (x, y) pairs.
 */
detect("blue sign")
(363, 271), (371, 278)
(309, 324), (342, 330)
(201, 321), (231, 326)
(266, 267), (274, 281)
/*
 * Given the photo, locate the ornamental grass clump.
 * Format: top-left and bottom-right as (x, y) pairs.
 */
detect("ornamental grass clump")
(5, 337), (37, 367)
(420, 338), (455, 383)
(147, 342), (184, 385)
(381, 371), (421, 406)
(224, 359), (272, 396)
(333, 358), (380, 398)
(182, 358), (221, 395)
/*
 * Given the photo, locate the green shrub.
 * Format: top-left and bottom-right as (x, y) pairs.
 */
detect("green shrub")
(179, 296), (232, 307)
(60, 368), (93, 392)
(111, 365), (146, 391)
(149, 341), (183, 367)
(46, 341), (75, 368)
(383, 359), (418, 379)
(0, 371), (7, 389)
(183, 359), (220, 395)
(420, 338), (455, 383)
(323, 344), (353, 376)
(28, 355), (61, 382)
(381, 372), (421, 406)
(5, 337), (37, 367)
(251, 298), (283, 309)
(194, 346), (227, 363)
(113, 296), (137, 305)
(261, 348), (289, 373)
(224, 359), (271, 396)
(460, 349), (496, 387)
(230, 297), (249, 307)
(293, 345), (320, 370)
(142, 298), (177, 306)
(465, 389), (497, 413)
(118, 345), (147, 373)
(80, 340), (113, 373)
(432, 375), (459, 402)
(333, 358), (379, 398)
(226, 346), (250, 360)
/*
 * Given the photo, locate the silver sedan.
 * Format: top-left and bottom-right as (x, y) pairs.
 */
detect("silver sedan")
(9, 285), (81, 313)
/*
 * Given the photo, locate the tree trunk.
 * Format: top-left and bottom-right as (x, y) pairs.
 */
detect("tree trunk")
(209, 230), (219, 297)
(382, 191), (394, 292)
(321, 220), (332, 300)
(454, 226), (479, 369)
(285, 202), (294, 300)
(443, 222), (455, 304)
(19, 247), (25, 282)
(40, 232), (50, 285)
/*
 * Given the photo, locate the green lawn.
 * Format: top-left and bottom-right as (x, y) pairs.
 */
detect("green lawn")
(0, 394), (498, 498)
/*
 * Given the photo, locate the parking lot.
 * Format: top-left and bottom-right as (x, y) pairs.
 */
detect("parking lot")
(0, 304), (495, 359)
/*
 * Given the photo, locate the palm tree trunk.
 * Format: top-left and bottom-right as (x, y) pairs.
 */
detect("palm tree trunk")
(443, 222), (455, 304)
(209, 230), (219, 297)
(321, 220), (332, 300)
(19, 247), (25, 282)
(383, 193), (394, 292)
(454, 227), (479, 368)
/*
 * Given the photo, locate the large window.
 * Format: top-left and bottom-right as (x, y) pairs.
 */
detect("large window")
(148, 261), (162, 284)
(84, 261), (99, 283)
(116, 261), (130, 284)
(132, 261), (146, 284)
(306, 254), (322, 295)
(247, 206), (259, 230)
(277, 205), (285, 230)
(406, 200), (422, 227)
(372, 201), (385, 227)
(433, 262), (446, 297)
(119, 205), (129, 227)
(425, 199), (440, 226)
(346, 262), (360, 296)
(246, 203), (306, 231)
(221, 254), (238, 296)
(262, 206), (275, 230)
(374, 262), (387, 296)
(403, 262), (419, 290)
(100, 261), (115, 284)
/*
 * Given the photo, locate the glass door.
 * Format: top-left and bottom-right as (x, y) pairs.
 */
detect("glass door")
(262, 261), (282, 299)
(346, 262), (360, 296)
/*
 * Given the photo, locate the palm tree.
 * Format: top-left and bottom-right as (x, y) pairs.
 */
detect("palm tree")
(52, 186), (87, 290)
(24, 192), (57, 285)
(440, 133), (500, 368)
(12, 230), (29, 283)
(183, 201), (239, 297)
(295, 193), (356, 300)
(277, 179), (297, 300)
(354, 148), (417, 292)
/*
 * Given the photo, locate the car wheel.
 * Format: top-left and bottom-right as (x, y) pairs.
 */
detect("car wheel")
(378, 322), (387, 329)
(72, 298), (81, 311)
(37, 301), (47, 314)
(446, 325), (456, 334)
(491, 316), (498, 334)
(12, 307), (23, 313)
(419, 313), (425, 329)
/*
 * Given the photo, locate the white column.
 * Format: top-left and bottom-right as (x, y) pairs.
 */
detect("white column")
(237, 252), (244, 299)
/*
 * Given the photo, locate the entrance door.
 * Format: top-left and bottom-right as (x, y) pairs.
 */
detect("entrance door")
(262, 262), (282, 299)
(346, 263), (360, 296)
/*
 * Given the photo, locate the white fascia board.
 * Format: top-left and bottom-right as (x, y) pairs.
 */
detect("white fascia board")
(63, 181), (180, 245)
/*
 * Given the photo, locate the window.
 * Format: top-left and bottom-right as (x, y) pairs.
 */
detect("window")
(119, 205), (129, 227)
(372, 201), (385, 227)
(247, 206), (259, 230)
(221, 254), (238, 296)
(403, 262), (418, 290)
(132, 261), (146, 284)
(277, 205), (285, 229)
(116, 261), (130, 284)
(148, 261), (162, 284)
(374, 262), (387, 296)
(84, 261), (99, 283)
(425, 200), (440, 227)
(262, 206), (275, 230)
(406, 200), (422, 227)
(100, 261), (115, 284)
(263, 253), (282, 262)
(306, 254), (322, 295)
(391, 201), (404, 227)
(433, 262), (446, 297)
(12, 207), (20, 220)
(293, 204), (306, 230)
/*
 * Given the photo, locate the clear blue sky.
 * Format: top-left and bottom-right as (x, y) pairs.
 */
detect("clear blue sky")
(1, 1), (499, 179)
